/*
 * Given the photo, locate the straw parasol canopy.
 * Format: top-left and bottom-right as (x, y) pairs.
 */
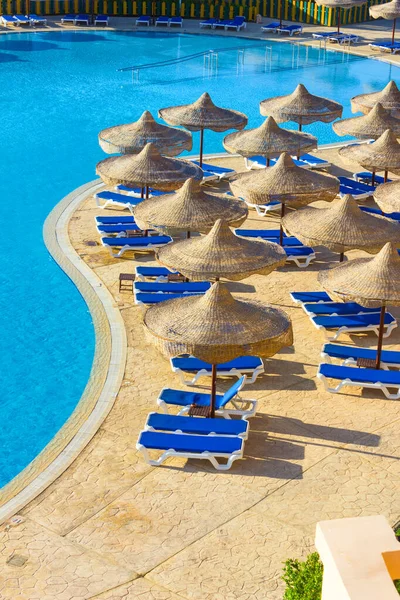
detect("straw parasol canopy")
(339, 129), (400, 180)
(143, 282), (293, 414)
(157, 219), (287, 281)
(333, 103), (400, 139)
(318, 242), (400, 367)
(259, 84), (343, 131)
(133, 177), (248, 235)
(313, 0), (367, 32)
(370, 0), (400, 45)
(223, 117), (317, 163)
(282, 194), (400, 260)
(98, 110), (193, 156)
(351, 81), (400, 117)
(158, 92), (248, 166)
(374, 179), (400, 214)
(96, 142), (203, 192)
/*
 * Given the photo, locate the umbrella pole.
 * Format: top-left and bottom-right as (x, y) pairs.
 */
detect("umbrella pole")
(199, 128), (204, 168)
(266, 156), (270, 167)
(145, 186), (149, 199)
(375, 305), (386, 370)
(279, 202), (285, 246)
(186, 231), (191, 239)
(371, 171), (375, 186)
(141, 187), (144, 199)
(298, 123), (302, 132)
(384, 170), (389, 183)
(210, 364), (217, 418)
(337, 7), (340, 34)
(339, 252), (344, 262)
(393, 18), (396, 46)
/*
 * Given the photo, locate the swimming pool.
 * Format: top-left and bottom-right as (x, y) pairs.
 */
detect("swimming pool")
(0, 30), (398, 490)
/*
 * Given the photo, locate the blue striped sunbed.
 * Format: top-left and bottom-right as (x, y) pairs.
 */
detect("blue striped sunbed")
(102, 235), (172, 257)
(261, 22), (280, 32)
(135, 292), (203, 304)
(303, 302), (380, 317)
(338, 176), (375, 200)
(29, 13), (47, 25)
(136, 430), (245, 469)
(170, 355), (264, 385)
(200, 18), (219, 28)
(235, 231), (302, 246)
(360, 206), (400, 221)
(95, 14), (108, 25)
(96, 224), (142, 234)
(290, 291), (332, 305)
(144, 412), (249, 438)
(136, 15), (151, 25)
(311, 312), (397, 341)
(14, 14), (31, 25)
(235, 230), (315, 267)
(157, 376), (257, 419)
(155, 16), (169, 25)
(312, 31), (336, 39)
(0, 15), (17, 25)
(169, 16), (183, 26)
(321, 343), (400, 370)
(75, 14), (90, 24)
(213, 16), (246, 31)
(369, 41), (400, 54)
(95, 215), (135, 225)
(191, 160), (235, 179)
(317, 363), (400, 399)
(277, 24), (302, 35)
(95, 191), (144, 212)
(246, 155), (311, 170)
(61, 14), (76, 23)
(135, 266), (180, 281)
(354, 172), (391, 185)
(134, 281), (211, 305)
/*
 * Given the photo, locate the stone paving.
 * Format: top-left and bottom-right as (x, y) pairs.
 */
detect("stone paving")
(1, 20), (400, 595)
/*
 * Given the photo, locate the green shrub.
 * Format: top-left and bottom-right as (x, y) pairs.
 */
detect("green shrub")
(282, 552), (323, 600)
(395, 580), (400, 594)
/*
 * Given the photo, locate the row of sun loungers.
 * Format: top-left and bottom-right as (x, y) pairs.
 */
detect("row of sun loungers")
(0, 14), (47, 26)
(61, 14), (108, 25)
(136, 15), (183, 26)
(369, 41), (400, 54)
(261, 23), (302, 36)
(134, 281), (211, 304)
(312, 31), (359, 44)
(291, 291), (400, 400)
(245, 153), (331, 171)
(199, 16), (246, 31)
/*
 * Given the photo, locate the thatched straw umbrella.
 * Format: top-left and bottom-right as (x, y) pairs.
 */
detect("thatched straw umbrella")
(98, 110), (192, 157)
(351, 81), (400, 117)
(158, 92), (247, 167)
(143, 282), (293, 416)
(370, 0), (400, 45)
(223, 117), (317, 165)
(259, 84), (343, 131)
(339, 129), (400, 182)
(374, 179), (400, 214)
(333, 103), (400, 140)
(319, 243), (400, 368)
(133, 177), (248, 238)
(283, 194), (400, 261)
(230, 152), (340, 243)
(96, 142), (203, 197)
(157, 219), (287, 281)
(314, 0), (367, 33)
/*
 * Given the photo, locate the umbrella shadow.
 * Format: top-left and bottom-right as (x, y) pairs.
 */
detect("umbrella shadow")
(0, 52), (25, 63)
(37, 31), (112, 43)
(225, 281), (256, 293)
(1, 40), (62, 52)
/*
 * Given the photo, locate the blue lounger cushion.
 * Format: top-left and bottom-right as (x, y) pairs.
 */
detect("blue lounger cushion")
(146, 412), (248, 437)
(235, 229), (287, 238)
(322, 343), (400, 365)
(304, 302), (380, 316)
(339, 176), (375, 194)
(159, 377), (244, 409)
(15, 14), (30, 21)
(137, 15), (151, 21)
(360, 206), (400, 220)
(169, 17), (182, 23)
(262, 22), (280, 29)
(137, 430), (243, 454)
(134, 282), (211, 293)
(250, 155), (308, 168)
(300, 153), (330, 166)
(97, 224), (140, 233)
(116, 184), (166, 197)
(136, 266), (175, 277)
(156, 16), (169, 22)
(136, 292), (203, 304)
(96, 191), (143, 205)
(102, 236), (171, 246)
(313, 313), (395, 329)
(191, 160), (235, 175)
(354, 172), (390, 185)
(290, 291), (332, 304)
(171, 356), (262, 373)
(96, 216), (135, 224)
(286, 247), (314, 257)
(319, 363), (400, 386)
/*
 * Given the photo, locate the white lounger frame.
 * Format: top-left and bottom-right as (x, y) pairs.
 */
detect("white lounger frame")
(304, 306), (380, 318)
(95, 196), (137, 214)
(320, 350), (400, 371)
(245, 199), (281, 216)
(317, 370), (400, 400)
(312, 319), (398, 342)
(170, 359), (264, 386)
(103, 240), (171, 257)
(136, 438), (244, 470)
(144, 416), (249, 439)
(286, 251), (316, 268)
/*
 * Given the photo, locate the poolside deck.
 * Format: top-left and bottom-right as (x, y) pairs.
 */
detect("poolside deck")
(1, 145), (399, 599)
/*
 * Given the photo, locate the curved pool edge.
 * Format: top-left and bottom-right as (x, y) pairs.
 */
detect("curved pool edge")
(0, 179), (127, 523)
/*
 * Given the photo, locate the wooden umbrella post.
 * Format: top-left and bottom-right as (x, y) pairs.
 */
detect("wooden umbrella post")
(337, 7), (341, 34)
(210, 364), (217, 418)
(384, 170), (389, 183)
(141, 187), (144, 199)
(145, 186), (149, 199)
(199, 128), (204, 168)
(371, 171), (376, 186)
(375, 305), (386, 370)
(339, 252), (344, 262)
(279, 202), (285, 246)
(393, 18), (397, 45)
(298, 123), (302, 132)
(266, 156), (270, 167)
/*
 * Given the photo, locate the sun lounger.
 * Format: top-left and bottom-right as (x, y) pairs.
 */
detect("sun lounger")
(277, 24), (302, 36)
(214, 16), (246, 31)
(290, 291), (332, 305)
(360, 206), (400, 221)
(135, 266), (181, 282)
(353, 172), (390, 185)
(235, 230), (302, 246)
(0, 15), (17, 25)
(329, 33), (359, 44)
(74, 14), (90, 25)
(102, 235), (173, 257)
(191, 160), (235, 179)
(261, 22), (280, 32)
(95, 14), (108, 25)
(155, 16), (169, 25)
(134, 282), (211, 304)
(369, 41), (400, 54)
(170, 355), (264, 385)
(135, 292), (204, 304)
(235, 230), (315, 267)
(144, 412), (249, 438)
(285, 247), (316, 267)
(338, 176), (375, 200)
(115, 184), (167, 197)
(311, 312), (397, 341)
(14, 14), (32, 25)
(96, 223), (142, 235)
(317, 363), (400, 399)
(303, 302), (380, 317)
(136, 430), (245, 469)
(245, 155), (312, 170)
(200, 18), (219, 28)
(28, 14), (47, 25)
(136, 15), (151, 25)
(312, 31), (337, 40)
(244, 200), (282, 215)
(157, 376), (257, 419)
(95, 215), (136, 225)
(299, 154), (331, 169)
(321, 343), (400, 370)
(61, 14), (77, 24)
(169, 16), (183, 26)
(95, 191), (144, 212)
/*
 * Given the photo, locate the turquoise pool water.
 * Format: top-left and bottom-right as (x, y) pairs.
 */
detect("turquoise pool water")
(0, 30), (398, 489)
